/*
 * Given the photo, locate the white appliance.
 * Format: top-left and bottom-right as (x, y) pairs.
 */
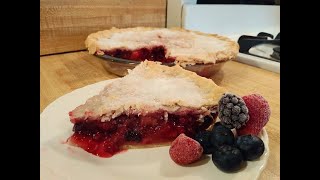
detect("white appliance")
(167, 0), (280, 73)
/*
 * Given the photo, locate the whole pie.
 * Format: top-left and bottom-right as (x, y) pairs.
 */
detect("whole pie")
(67, 61), (226, 157)
(85, 27), (239, 67)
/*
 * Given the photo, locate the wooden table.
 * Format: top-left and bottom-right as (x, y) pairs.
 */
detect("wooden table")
(40, 51), (280, 179)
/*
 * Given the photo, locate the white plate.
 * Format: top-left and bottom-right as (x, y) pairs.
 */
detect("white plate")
(40, 79), (269, 180)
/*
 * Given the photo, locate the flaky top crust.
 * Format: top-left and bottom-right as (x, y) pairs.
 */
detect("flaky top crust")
(85, 27), (239, 66)
(69, 61), (226, 123)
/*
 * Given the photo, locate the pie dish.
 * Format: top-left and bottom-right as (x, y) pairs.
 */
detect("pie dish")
(85, 27), (239, 76)
(67, 61), (226, 157)
(96, 55), (226, 77)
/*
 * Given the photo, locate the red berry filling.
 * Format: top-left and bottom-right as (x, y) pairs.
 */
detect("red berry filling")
(67, 110), (217, 158)
(98, 46), (175, 63)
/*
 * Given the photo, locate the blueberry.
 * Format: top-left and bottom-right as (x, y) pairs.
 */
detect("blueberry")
(193, 131), (215, 154)
(212, 122), (224, 131)
(210, 124), (235, 150)
(235, 135), (265, 160)
(203, 146), (215, 154)
(199, 115), (214, 130)
(124, 130), (142, 142)
(212, 145), (244, 172)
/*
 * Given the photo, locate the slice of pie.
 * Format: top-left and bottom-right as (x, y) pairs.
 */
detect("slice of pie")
(67, 61), (225, 157)
(85, 27), (239, 67)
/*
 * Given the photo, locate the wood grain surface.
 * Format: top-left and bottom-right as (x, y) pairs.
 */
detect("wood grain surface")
(40, 51), (280, 180)
(40, 0), (166, 55)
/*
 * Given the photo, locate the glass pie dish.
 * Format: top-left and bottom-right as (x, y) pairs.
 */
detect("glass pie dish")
(95, 54), (226, 77)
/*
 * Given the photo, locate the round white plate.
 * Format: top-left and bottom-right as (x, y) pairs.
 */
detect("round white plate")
(40, 79), (269, 180)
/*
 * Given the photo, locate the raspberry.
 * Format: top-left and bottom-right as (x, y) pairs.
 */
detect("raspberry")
(130, 50), (141, 60)
(218, 93), (249, 129)
(169, 133), (203, 165)
(237, 94), (271, 136)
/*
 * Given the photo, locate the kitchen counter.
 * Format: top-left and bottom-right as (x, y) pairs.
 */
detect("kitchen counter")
(40, 51), (280, 180)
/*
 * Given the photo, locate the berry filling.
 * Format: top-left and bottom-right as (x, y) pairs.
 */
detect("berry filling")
(67, 110), (217, 158)
(98, 46), (176, 63)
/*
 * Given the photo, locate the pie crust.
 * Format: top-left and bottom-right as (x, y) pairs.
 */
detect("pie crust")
(70, 61), (225, 123)
(85, 27), (239, 66)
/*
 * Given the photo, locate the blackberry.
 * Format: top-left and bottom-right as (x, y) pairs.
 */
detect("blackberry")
(218, 93), (249, 129)
(212, 145), (244, 172)
(235, 134), (265, 160)
(124, 130), (142, 142)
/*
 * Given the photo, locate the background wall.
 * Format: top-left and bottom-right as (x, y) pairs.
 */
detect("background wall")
(40, 0), (166, 55)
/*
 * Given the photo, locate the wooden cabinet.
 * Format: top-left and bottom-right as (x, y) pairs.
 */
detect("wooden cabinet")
(40, 0), (166, 55)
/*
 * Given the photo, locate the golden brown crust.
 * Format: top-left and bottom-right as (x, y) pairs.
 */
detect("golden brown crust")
(168, 27), (239, 63)
(70, 61), (226, 122)
(135, 61), (226, 106)
(85, 27), (239, 65)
